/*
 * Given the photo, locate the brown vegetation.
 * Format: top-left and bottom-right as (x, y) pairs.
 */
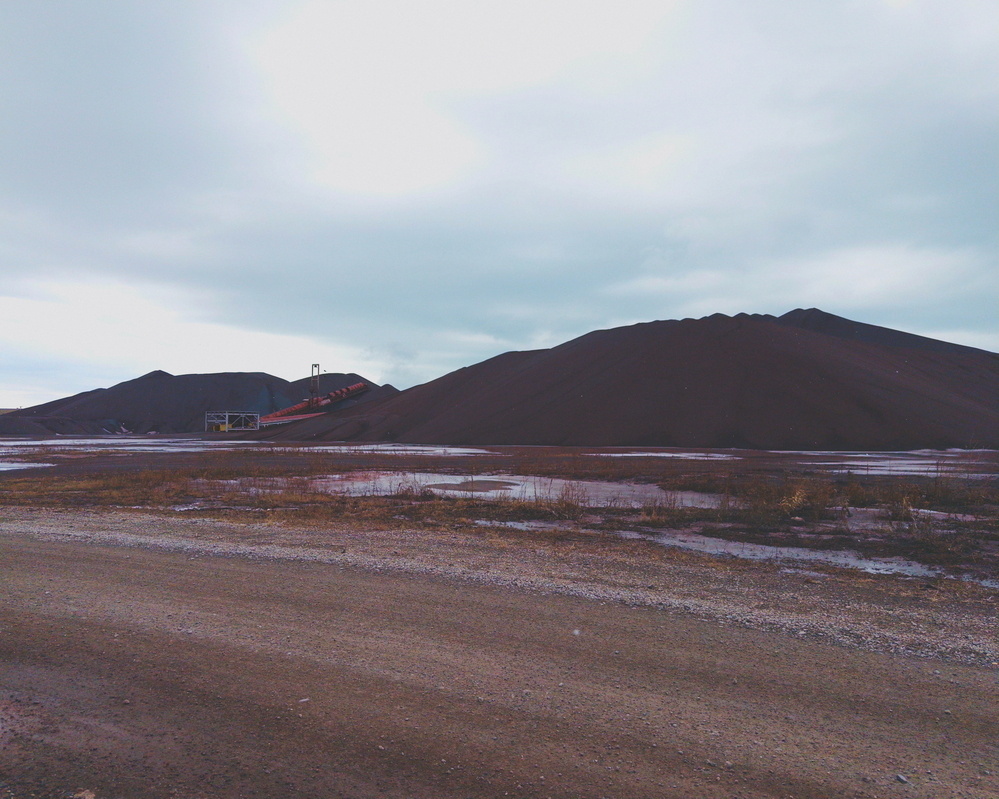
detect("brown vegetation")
(2, 446), (995, 575)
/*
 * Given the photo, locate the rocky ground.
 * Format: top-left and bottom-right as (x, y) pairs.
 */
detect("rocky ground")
(1, 507), (997, 799)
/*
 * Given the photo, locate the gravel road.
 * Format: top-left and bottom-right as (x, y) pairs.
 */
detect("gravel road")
(1, 508), (997, 798)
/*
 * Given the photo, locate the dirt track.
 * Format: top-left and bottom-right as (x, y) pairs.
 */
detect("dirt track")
(1, 510), (997, 798)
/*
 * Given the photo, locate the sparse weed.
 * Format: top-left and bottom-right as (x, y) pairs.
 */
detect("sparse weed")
(1, 445), (995, 575)
(536, 481), (590, 520)
(639, 492), (682, 524)
(732, 477), (839, 528)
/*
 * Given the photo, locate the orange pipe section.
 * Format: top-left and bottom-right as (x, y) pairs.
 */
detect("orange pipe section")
(260, 382), (368, 422)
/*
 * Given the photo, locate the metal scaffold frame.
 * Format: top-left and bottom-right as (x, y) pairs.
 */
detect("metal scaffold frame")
(205, 411), (260, 432)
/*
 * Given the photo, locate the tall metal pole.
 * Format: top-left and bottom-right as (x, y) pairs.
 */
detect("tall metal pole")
(310, 363), (321, 407)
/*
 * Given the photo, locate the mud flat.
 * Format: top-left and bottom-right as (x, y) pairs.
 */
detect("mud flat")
(1, 508), (997, 799)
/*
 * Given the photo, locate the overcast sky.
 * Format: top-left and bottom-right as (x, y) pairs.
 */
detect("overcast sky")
(1, 0), (996, 407)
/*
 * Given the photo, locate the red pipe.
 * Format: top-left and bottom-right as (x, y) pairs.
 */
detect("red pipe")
(260, 382), (368, 422)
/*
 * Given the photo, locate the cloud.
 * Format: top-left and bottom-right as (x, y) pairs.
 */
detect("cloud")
(750, 245), (985, 311)
(599, 243), (993, 328)
(0, 0), (995, 405)
(0, 278), (386, 405)
(249, 0), (683, 198)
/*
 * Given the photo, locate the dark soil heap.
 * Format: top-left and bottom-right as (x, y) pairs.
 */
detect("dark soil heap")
(256, 309), (999, 449)
(0, 371), (394, 435)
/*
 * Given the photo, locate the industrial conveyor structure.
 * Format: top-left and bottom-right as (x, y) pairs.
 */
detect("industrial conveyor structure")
(205, 411), (260, 432)
(258, 379), (369, 427)
(205, 365), (367, 431)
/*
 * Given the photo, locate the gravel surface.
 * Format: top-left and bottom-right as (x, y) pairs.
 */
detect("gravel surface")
(1, 508), (997, 799)
(3, 508), (996, 666)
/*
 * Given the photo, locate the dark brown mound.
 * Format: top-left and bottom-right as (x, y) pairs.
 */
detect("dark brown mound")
(773, 307), (994, 356)
(0, 370), (393, 436)
(259, 309), (999, 449)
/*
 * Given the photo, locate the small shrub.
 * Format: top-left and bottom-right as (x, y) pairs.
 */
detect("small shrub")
(538, 481), (590, 520)
(737, 477), (837, 527)
(640, 492), (682, 524)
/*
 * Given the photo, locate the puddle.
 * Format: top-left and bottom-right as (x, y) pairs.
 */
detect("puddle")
(0, 437), (259, 456)
(818, 458), (982, 476)
(473, 519), (574, 532)
(310, 471), (720, 508)
(424, 479), (520, 493)
(629, 526), (998, 587)
(0, 461), (53, 471)
(590, 451), (741, 460)
(588, 448), (998, 476)
(469, 520), (912, 579)
(171, 503), (208, 512)
(911, 508), (978, 522)
(2, 439), (992, 477)
(779, 567), (830, 578)
(624, 528), (943, 578)
(775, 449), (998, 478)
(0, 438), (496, 459)
(289, 444), (496, 457)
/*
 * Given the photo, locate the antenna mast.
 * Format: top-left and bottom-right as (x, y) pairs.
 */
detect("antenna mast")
(310, 363), (320, 407)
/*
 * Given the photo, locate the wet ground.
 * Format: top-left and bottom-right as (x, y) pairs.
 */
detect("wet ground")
(2, 436), (997, 476)
(3, 437), (997, 584)
(621, 528), (942, 578)
(0, 462), (50, 471)
(308, 470), (723, 507)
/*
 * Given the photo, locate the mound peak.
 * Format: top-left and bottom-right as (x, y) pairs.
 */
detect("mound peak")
(258, 310), (998, 449)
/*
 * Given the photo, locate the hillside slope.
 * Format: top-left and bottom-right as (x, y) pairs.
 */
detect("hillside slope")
(259, 310), (999, 449)
(0, 371), (393, 435)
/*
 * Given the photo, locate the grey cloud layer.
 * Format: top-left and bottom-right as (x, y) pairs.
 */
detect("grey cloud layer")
(0, 0), (995, 401)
